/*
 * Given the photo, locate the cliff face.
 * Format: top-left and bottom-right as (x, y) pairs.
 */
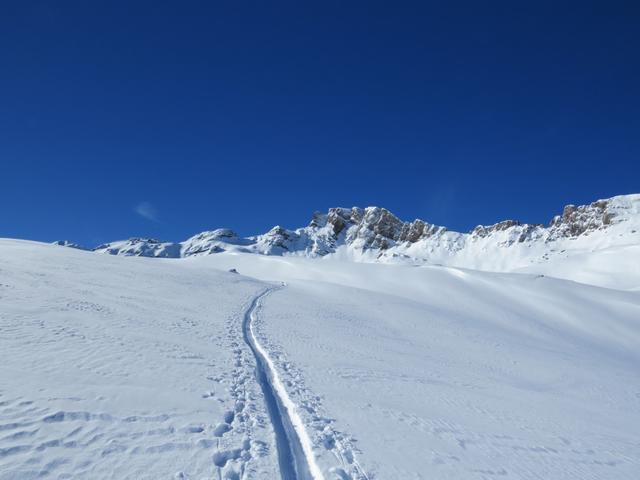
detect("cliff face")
(547, 199), (616, 239)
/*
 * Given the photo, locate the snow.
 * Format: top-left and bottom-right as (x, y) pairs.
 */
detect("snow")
(0, 240), (279, 479)
(3, 193), (640, 479)
(197, 253), (640, 479)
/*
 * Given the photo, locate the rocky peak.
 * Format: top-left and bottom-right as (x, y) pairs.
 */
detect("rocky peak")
(325, 206), (446, 251)
(304, 206), (446, 250)
(325, 207), (360, 235)
(548, 199), (617, 239)
(308, 212), (327, 229)
(472, 220), (521, 238)
(397, 219), (442, 243)
(257, 226), (294, 252)
(362, 207), (405, 238)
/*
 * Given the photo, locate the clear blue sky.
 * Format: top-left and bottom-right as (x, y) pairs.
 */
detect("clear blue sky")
(1, 1), (638, 246)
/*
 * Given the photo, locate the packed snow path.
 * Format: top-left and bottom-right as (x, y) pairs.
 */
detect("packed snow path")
(242, 286), (325, 480)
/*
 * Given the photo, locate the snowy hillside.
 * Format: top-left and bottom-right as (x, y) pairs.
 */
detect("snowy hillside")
(2, 193), (640, 479)
(0, 240), (281, 479)
(76, 194), (640, 288)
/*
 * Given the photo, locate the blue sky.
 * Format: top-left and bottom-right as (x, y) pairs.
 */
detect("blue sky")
(1, 1), (638, 246)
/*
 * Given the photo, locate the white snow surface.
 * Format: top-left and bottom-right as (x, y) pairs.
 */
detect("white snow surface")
(0, 240), (281, 479)
(196, 253), (640, 479)
(3, 194), (640, 479)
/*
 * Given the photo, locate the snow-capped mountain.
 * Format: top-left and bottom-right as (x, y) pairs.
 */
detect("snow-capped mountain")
(67, 194), (640, 272)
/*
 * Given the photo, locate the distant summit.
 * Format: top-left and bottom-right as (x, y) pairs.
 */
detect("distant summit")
(57, 194), (640, 271)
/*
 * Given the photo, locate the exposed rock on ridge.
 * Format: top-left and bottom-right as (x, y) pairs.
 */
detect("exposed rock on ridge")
(56, 194), (640, 266)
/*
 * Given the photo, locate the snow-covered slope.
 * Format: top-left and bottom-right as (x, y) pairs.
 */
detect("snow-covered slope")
(2, 235), (640, 479)
(0, 240), (281, 479)
(78, 194), (640, 288)
(253, 264), (640, 479)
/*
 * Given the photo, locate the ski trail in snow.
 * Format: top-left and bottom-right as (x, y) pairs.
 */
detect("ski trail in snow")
(243, 286), (325, 480)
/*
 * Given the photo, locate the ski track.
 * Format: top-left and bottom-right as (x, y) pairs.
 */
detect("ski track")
(250, 295), (370, 480)
(243, 286), (325, 480)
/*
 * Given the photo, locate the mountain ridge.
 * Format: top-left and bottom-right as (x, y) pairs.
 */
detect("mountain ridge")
(56, 194), (640, 270)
